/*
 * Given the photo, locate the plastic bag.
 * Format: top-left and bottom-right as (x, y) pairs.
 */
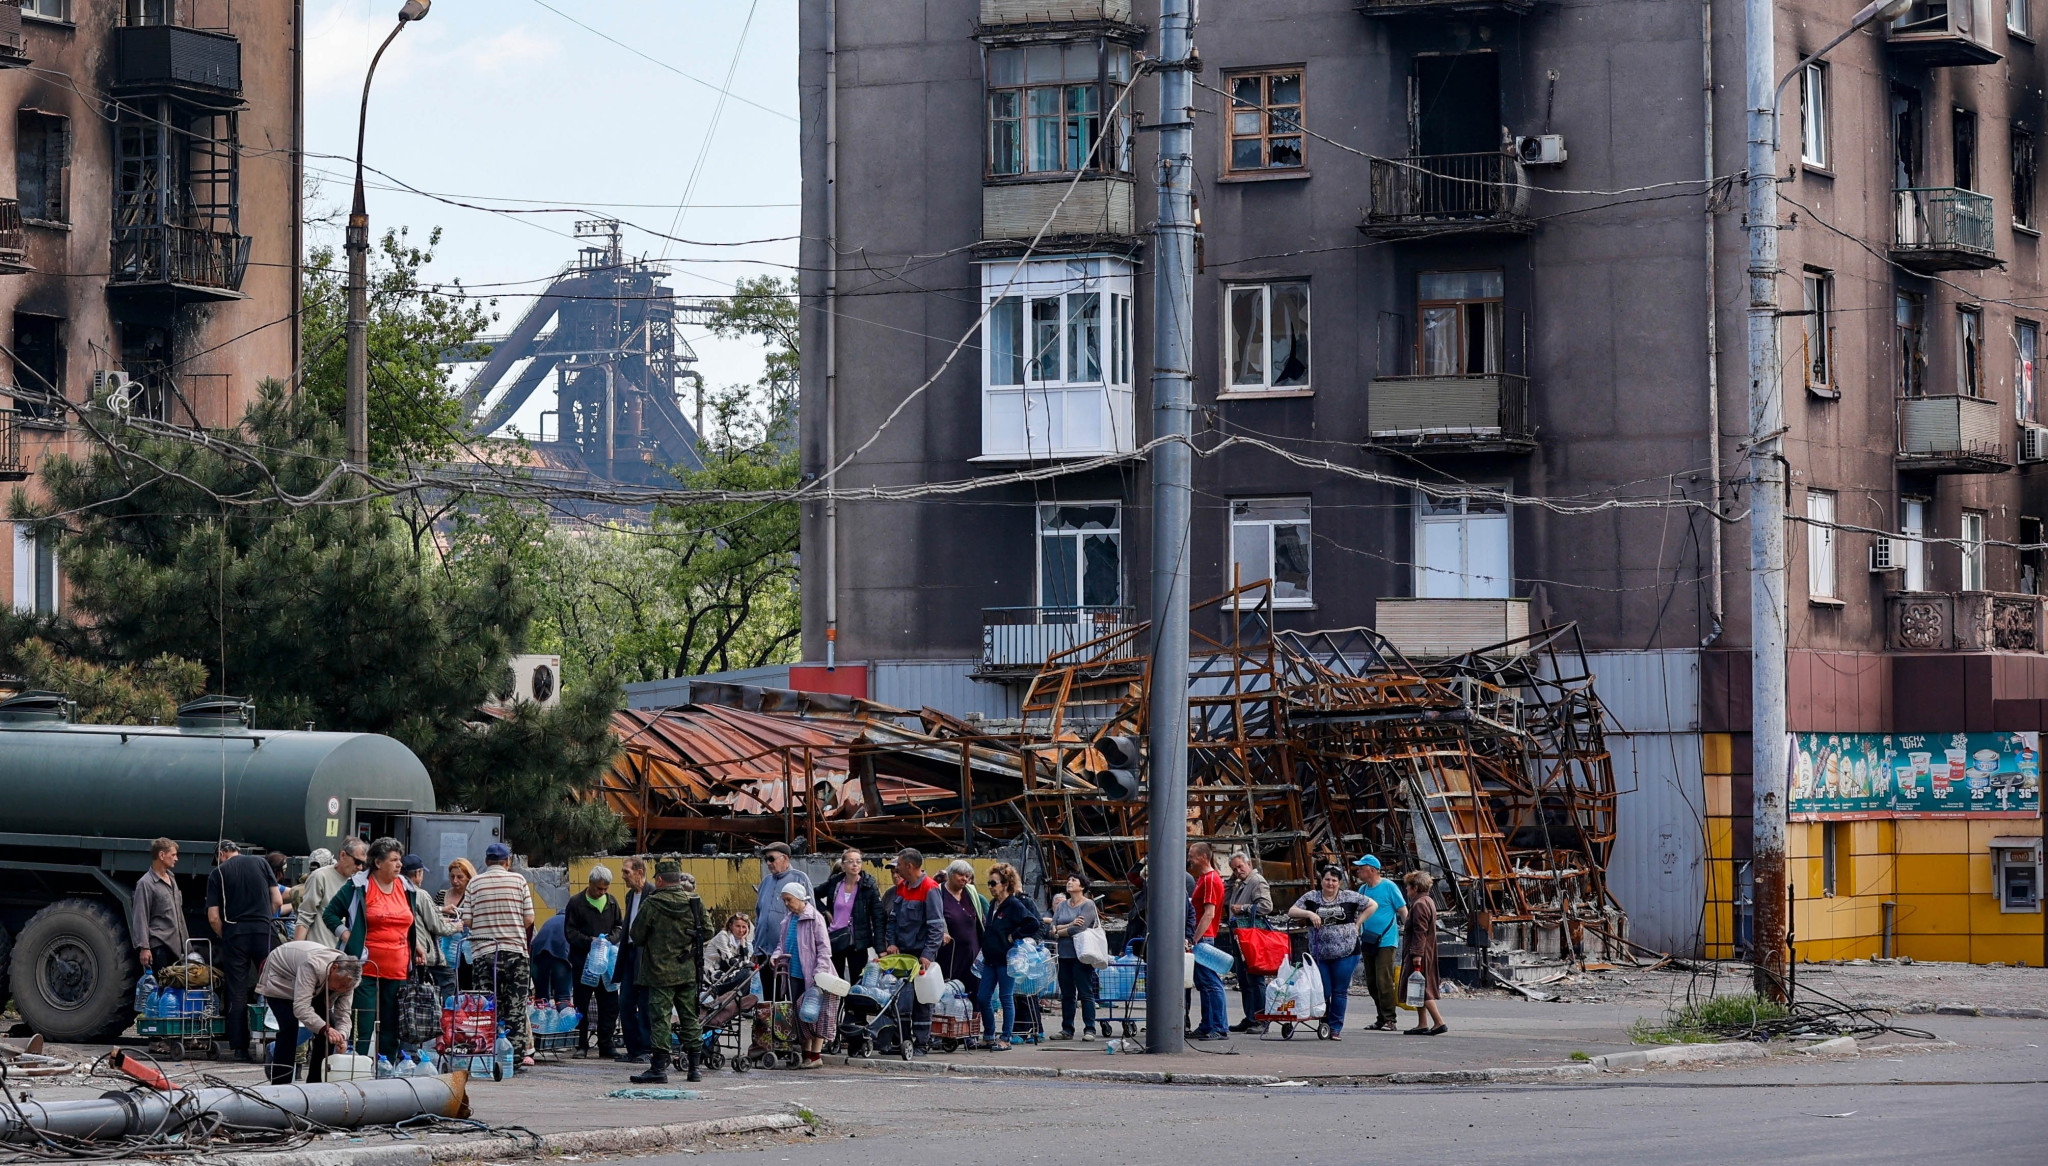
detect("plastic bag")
(1235, 928), (1291, 977)
(1263, 956), (1325, 1020)
(580, 937), (616, 987)
(1073, 926), (1111, 968)
(1007, 938), (1056, 997)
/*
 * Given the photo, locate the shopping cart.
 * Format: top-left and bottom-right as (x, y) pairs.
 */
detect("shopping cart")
(1094, 942), (1146, 1038)
(437, 991), (503, 1080)
(1254, 929), (1328, 1040)
(742, 964), (816, 1070)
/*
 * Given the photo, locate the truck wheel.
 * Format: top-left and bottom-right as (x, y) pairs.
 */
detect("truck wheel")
(9, 899), (137, 1041)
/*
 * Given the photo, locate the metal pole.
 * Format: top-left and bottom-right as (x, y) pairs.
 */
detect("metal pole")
(344, 17), (412, 468)
(1145, 0), (1196, 1056)
(1743, 0), (1789, 1001)
(822, 0), (841, 671)
(0, 1075), (469, 1143)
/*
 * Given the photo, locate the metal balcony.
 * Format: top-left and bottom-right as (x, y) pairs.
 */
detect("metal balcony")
(979, 605), (1139, 675)
(0, 409), (26, 482)
(109, 224), (251, 301)
(0, 200), (29, 274)
(1887, 592), (2044, 652)
(1361, 152), (1532, 238)
(1356, 0), (1535, 15)
(111, 24), (243, 108)
(1891, 187), (2000, 272)
(1368, 372), (1533, 453)
(0, 3), (30, 70)
(1896, 394), (2010, 474)
(1886, 1), (2001, 68)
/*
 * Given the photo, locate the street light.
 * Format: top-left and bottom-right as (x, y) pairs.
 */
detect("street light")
(344, 0), (432, 468)
(1741, 0), (1908, 1002)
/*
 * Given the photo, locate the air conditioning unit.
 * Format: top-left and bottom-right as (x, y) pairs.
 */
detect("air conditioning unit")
(93, 370), (137, 416)
(1870, 537), (1905, 573)
(495, 654), (562, 709)
(2021, 424), (2048, 464)
(1516, 134), (1567, 166)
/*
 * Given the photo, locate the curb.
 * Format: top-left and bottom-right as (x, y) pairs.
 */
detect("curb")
(1896, 1002), (2047, 1019)
(828, 1053), (1279, 1088)
(1591, 1041), (1765, 1072)
(208, 1113), (810, 1166)
(1795, 1036), (1860, 1058)
(1389, 1064), (1600, 1085)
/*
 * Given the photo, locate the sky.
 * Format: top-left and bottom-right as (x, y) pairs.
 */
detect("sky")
(301, 0), (801, 439)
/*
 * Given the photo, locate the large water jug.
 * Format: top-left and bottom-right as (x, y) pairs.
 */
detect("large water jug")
(1193, 942), (1233, 976)
(559, 1004), (580, 1033)
(134, 971), (158, 1015)
(798, 985), (824, 1024)
(535, 1002), (557, 1033)
(326, 1052), (374, 1082)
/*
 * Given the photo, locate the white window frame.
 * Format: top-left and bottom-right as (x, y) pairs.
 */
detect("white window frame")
(1807, 489), (1838, 600)
(977, 256), (1136, 461)
(1413, 491), (1513, 599)
(1229, 498), (1313, 609)
(11, 523), (58, 616)
(1803, 269), (1834, 391)
(1223, 281), (1311, 393)
(1903, 498), (1930, 592)
(2019, 319), (2039, 422)
(1035, 502), (1122, 610)
(2011, 0), (2032, 36)
(20, 0), (71, 24)
(1800, 62), (1829, 170)
(1962, 509), (1988, 591)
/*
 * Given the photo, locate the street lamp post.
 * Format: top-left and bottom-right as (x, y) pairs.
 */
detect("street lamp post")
(1743, 0), (1908, 1000)
(344, 0), (432, 468)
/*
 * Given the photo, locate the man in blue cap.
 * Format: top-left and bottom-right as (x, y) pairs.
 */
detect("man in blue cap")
(1351, 855), (1407, 1031)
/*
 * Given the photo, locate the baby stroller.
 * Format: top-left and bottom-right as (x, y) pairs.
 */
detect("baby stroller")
(834, 961), (918, 1061)
(694, 957), (760, 1073)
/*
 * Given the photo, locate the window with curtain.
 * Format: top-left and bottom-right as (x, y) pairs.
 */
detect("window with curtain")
(1897, 292), (1927, 396)
(2014, 126), (2037, 228)
(1225, 282), (1310, 391)
(1230, 499), (1312, 606)
(1959, 305), (1985, 396)
(2019, 319), (2039, 421)
(1418, 270), (1504, 376)
(987, 42), (1132, 178)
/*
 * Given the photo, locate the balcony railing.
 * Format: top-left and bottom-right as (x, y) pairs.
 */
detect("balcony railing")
(0, 199), (27, 274)
(1375, 598), (1531, 659)
(1887, 591), (2044, 652)
(110, 224), (250, 299)
(1886, 1), (2001, 68)
(1362, 152), (1532, 237)
(1356, 0), (1535, 15)
(111, 23), (242, 105)
(1896, 394), (2010, 473)
(981, 605), (1139, 672)
(0, 2), (29, 69)
(0, 409), (25, 482)
(1892, 187), (1999, 271)
(1368, 372), (1533, 452)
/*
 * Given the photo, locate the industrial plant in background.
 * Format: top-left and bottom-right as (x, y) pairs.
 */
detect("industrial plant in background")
(450, 220), (715, 501)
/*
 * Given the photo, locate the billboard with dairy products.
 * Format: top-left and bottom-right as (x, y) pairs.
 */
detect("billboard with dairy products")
(1790, 731), (2042, 819)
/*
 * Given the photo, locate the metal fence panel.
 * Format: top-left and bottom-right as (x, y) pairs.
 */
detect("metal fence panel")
(1607, 731), (1708, 957)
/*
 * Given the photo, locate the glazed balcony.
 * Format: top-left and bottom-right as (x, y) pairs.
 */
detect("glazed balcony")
(1362, 152), (1532, 238)
(1891, 187), (1999, 272)
(1896, 394), (2010, 474)
(111, 19), (243, 108)
(1367, 372), (1534, 453)
(1886, 1), (2001, 68)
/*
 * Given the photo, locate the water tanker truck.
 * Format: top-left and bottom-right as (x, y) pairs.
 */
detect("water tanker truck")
(0, 691), (501, 1041)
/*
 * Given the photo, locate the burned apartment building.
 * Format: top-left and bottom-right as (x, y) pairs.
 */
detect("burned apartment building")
(763, 0), (2048, 961)
(1, 0), (300, 613)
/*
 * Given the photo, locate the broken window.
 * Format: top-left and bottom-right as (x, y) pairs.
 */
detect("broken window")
(1414, 492), (1511, 599)
(1802, 269), (1834, 391)
(2022, 516), (2042, 595)
(1417, 270), (1503, 376)
(2019, 318), (2039, 421)
(1226, 68), (1304, 173)
(1954, 107), (1978, 191)
(16, 111), (70, 225)
(1800, 63), (1828, 170)
(1897, 290), (1927, 396)
(1231, 498), (1312, 607)
(11, 313), (62, 422)
(987, 41), (1132, 178)
(1807, 489), (1837, 600)
(1958, 304), (1985, 396)
(1039, 503), (1121, 609)
(2016, 126), (2038, 228)
(1225, 282), (1310, 391)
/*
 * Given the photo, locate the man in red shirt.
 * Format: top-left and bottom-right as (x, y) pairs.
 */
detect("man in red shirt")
(1187, 842), (1229, 1040)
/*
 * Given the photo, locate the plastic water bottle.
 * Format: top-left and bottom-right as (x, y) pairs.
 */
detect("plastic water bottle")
(134, 971), (158, 1014)
(494, 1031), (516, 1079)
(559, 1003), (580, 1033)
(375, 1054), (394, 1079)
(393, 1052), (414, 1078)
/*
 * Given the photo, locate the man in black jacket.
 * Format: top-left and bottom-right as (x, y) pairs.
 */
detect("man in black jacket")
(612, 857), (651, 1063)
(814, 848), (885, 982)
(563, 866), (624, 1058)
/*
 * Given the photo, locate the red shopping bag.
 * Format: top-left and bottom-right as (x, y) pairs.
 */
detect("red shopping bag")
(1235, 928), (1291, 977)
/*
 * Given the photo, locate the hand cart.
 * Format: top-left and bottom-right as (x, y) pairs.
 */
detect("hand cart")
(437, 990), (503, 1080)
(135, 942), (278, 1060)
(744, 963), (809, 1070)
(1094, 942), (1146, 1038)
(1254, 929), (1329, 1041)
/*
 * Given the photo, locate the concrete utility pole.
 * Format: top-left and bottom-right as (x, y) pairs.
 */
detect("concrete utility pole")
(1744, 0), (1907, 1000)
(1144, 0), (1196, 1055)
(345, 0), (431, 467)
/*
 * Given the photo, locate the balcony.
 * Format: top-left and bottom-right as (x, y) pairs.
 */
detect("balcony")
(1886, 1), (2001, 68)
(1374, 598), (1530, 659)
(1356, 0), (1535, 14)
(1368, 372), (1533, 453)
(0, 3), (29, 69)
(1361, 152), (1532, 238)
(980, 0), (1133, 24)
(1887, 592), (2044, 653)
(0, 199), (28, 274)
(111, 23), (243, 108)
(109, 224), (251, 302)
(983, 178), (1136, 244)
(0, 410), (26, 482)
(1891, 187), (1999, 272)
(980, 605), (1139, 675)
(1896, 394), (2010, 474)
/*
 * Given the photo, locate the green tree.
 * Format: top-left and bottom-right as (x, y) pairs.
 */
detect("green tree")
(6, 384), (622, 860)
(302, 226), (495, 466)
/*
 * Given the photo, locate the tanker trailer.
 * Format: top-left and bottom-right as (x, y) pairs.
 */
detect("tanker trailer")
(0, 691), (498, 1041)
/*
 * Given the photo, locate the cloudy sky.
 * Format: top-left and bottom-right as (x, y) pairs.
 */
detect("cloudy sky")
(302, 0), (800, 437)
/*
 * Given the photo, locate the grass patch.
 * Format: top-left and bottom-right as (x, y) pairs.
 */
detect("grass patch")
(1568, 1051), (1590, 1062)
(1629, 993), (1788, 1045)
(796, 1108), (821, 1128)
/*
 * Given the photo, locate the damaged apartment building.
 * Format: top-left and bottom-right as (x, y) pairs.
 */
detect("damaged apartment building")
(1, 0), (301, 608)
(644, 0), (2048, 967)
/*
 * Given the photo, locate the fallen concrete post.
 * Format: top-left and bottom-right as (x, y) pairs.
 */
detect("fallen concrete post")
(0, 1072), (469, 1144)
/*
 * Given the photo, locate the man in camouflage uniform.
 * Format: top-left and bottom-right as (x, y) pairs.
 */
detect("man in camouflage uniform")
(630, 856), (712, 1083)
